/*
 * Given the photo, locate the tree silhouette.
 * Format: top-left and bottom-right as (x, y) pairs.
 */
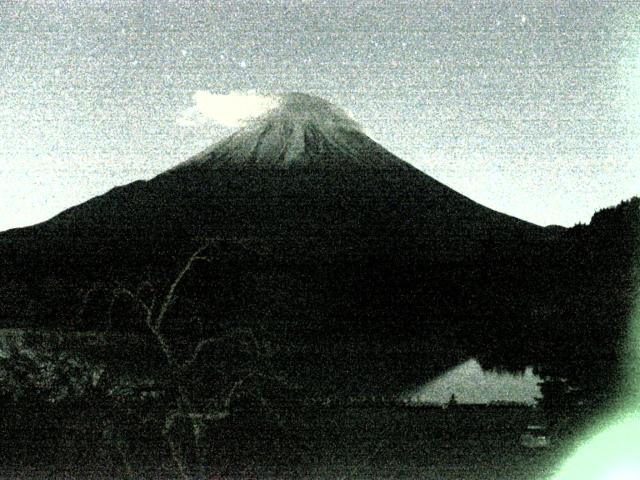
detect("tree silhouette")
(105, 238), (292, 478)
(536, 197), (640, 431)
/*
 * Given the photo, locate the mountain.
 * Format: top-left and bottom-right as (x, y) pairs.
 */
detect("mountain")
(0, 93), (560, 396)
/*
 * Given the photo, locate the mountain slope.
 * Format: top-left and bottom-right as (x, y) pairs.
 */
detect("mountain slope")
(9, 94), (543, 261)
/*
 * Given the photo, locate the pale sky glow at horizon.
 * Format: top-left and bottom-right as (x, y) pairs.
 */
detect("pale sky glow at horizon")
(1, 0), (640, 232)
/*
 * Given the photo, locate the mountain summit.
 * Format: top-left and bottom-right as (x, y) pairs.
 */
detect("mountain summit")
(173, 93), (405, 170)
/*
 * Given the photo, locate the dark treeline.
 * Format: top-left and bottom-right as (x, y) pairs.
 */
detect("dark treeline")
(477, 197), (640, 427)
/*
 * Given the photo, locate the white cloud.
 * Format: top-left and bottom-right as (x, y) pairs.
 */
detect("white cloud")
(177, 90), (281, 128)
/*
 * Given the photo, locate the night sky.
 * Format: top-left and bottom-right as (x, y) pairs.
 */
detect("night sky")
(1, 1), (639, 232)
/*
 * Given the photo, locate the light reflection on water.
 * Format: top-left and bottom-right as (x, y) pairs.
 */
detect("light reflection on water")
(408, 358), (541, 405)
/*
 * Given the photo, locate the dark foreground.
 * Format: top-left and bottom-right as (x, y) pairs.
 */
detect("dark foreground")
(0, 403), (570, 479)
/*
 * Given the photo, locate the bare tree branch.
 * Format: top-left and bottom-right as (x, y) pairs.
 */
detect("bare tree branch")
(100, 237), (294, 478)
(223, 373), (254, 411)
(155, 239), (213, 332)
(112, 287), (153, 322)
(163, 410), (191, 480)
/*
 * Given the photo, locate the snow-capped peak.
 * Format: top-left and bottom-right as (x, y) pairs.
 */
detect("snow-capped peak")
(172, 93), (403, 170)
(256, 92), (361, 134)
